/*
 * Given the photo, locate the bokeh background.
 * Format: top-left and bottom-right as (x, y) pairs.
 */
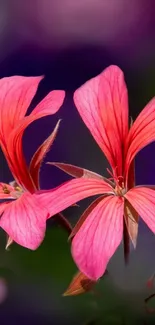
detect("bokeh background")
(1, 0), (155, 324)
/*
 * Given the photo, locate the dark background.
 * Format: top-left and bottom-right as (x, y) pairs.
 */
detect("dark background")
(1, 1), (155, 324)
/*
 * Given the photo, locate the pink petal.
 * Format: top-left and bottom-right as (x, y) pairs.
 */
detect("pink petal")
(147, 273), (155, 289)
(0, 192), (49, 250)
(0, 75), (43, 143)
(49, 162), (105, 180)
(124, 187), (155, 234)
(2, 138), (36, 193)
(31, 90), (65, 116)
(0, 202), (9, 215)
(29, 120), (61, 189)
(73, 65), (128, 176)
(0, 76), (43, 193)
(6, 90), (65, 192)
(35, 178), (114, 217)
(72, 195), (124, 280)
(125, 97), (155, 178)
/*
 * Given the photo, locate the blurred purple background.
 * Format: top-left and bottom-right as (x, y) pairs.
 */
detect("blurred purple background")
(1, 1), (155, 324)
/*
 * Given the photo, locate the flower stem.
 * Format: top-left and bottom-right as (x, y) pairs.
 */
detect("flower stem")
(123, 218), (130, 264)
(53, 213), (72, 235)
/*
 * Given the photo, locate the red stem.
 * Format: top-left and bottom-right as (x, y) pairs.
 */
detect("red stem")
(123, 218), (130, 264)
(53, 213), (72, 235)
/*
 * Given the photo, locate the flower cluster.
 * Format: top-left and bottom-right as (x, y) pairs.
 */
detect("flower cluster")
(1, 66), (155, 285)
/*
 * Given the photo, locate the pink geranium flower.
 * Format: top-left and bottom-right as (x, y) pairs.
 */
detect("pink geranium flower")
(37, 65), (155, 280)
(0, 75), (65, 249)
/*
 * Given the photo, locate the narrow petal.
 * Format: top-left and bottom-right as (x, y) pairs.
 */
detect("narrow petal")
(125, 98), (155, 177)
(124, 187), (155, 234)
(69, 195), (105, 239)
(0, 192), (49, 250)
(72, 195), (124, 280)
(73, 65), (128, 176)
(35, 178), (114, 217)
(124, 200), (139, 248)
(6, 90), (65, 192)
(63, 271), (96, 296)
(48, 162), (110, 182)
(29, 120), (61, 189)
(0, 76), (43, 143)
(6, 236), (13, 250)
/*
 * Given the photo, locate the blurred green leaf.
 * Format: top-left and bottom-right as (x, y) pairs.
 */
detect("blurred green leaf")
(0, 227), (100, 320)
(0, 227), (152, 323)
(3, 227), (75, 280)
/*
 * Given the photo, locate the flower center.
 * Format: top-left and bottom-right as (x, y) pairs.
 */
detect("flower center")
(10, 181), (23, 198)
(114, 183), (126, 196)
(2, 185), (10, 195)
(2, 181), (24, 199)
(107, 168), (127, 197)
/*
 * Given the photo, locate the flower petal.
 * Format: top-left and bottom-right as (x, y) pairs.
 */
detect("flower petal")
(73, 65), (128, 176)
(124, 200), (139, 248)
(124, 187), (155, 234)
(0, 192), (49, 250)
(10, 90), (65, 137)
(6, 236), (14, 250)
(0, 76), (44, 192)
(30, 90), (65, 116)
(6, 90), (65, 192)
(0, 75), (43, 143)
(29, 120), (61, 189)
(63, 271), (96, 296)
(48, 162), (109, 181)
(35, 178), (114, 217)
(72, 195), (124, 280)
(0, 202), (9, 215)
(125, 98), (155, 177)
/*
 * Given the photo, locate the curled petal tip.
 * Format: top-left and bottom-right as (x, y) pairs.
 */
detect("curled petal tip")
(132, 239), (137, 249)
(62, 291), (70, 297)
(29, 119), (62, 188)
(5, 236), (13, 251)
(63, 271), (96, 297)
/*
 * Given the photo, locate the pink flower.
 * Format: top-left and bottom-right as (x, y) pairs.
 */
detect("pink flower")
(37, 65), (155, 280)
(0, 75), (65, 249)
